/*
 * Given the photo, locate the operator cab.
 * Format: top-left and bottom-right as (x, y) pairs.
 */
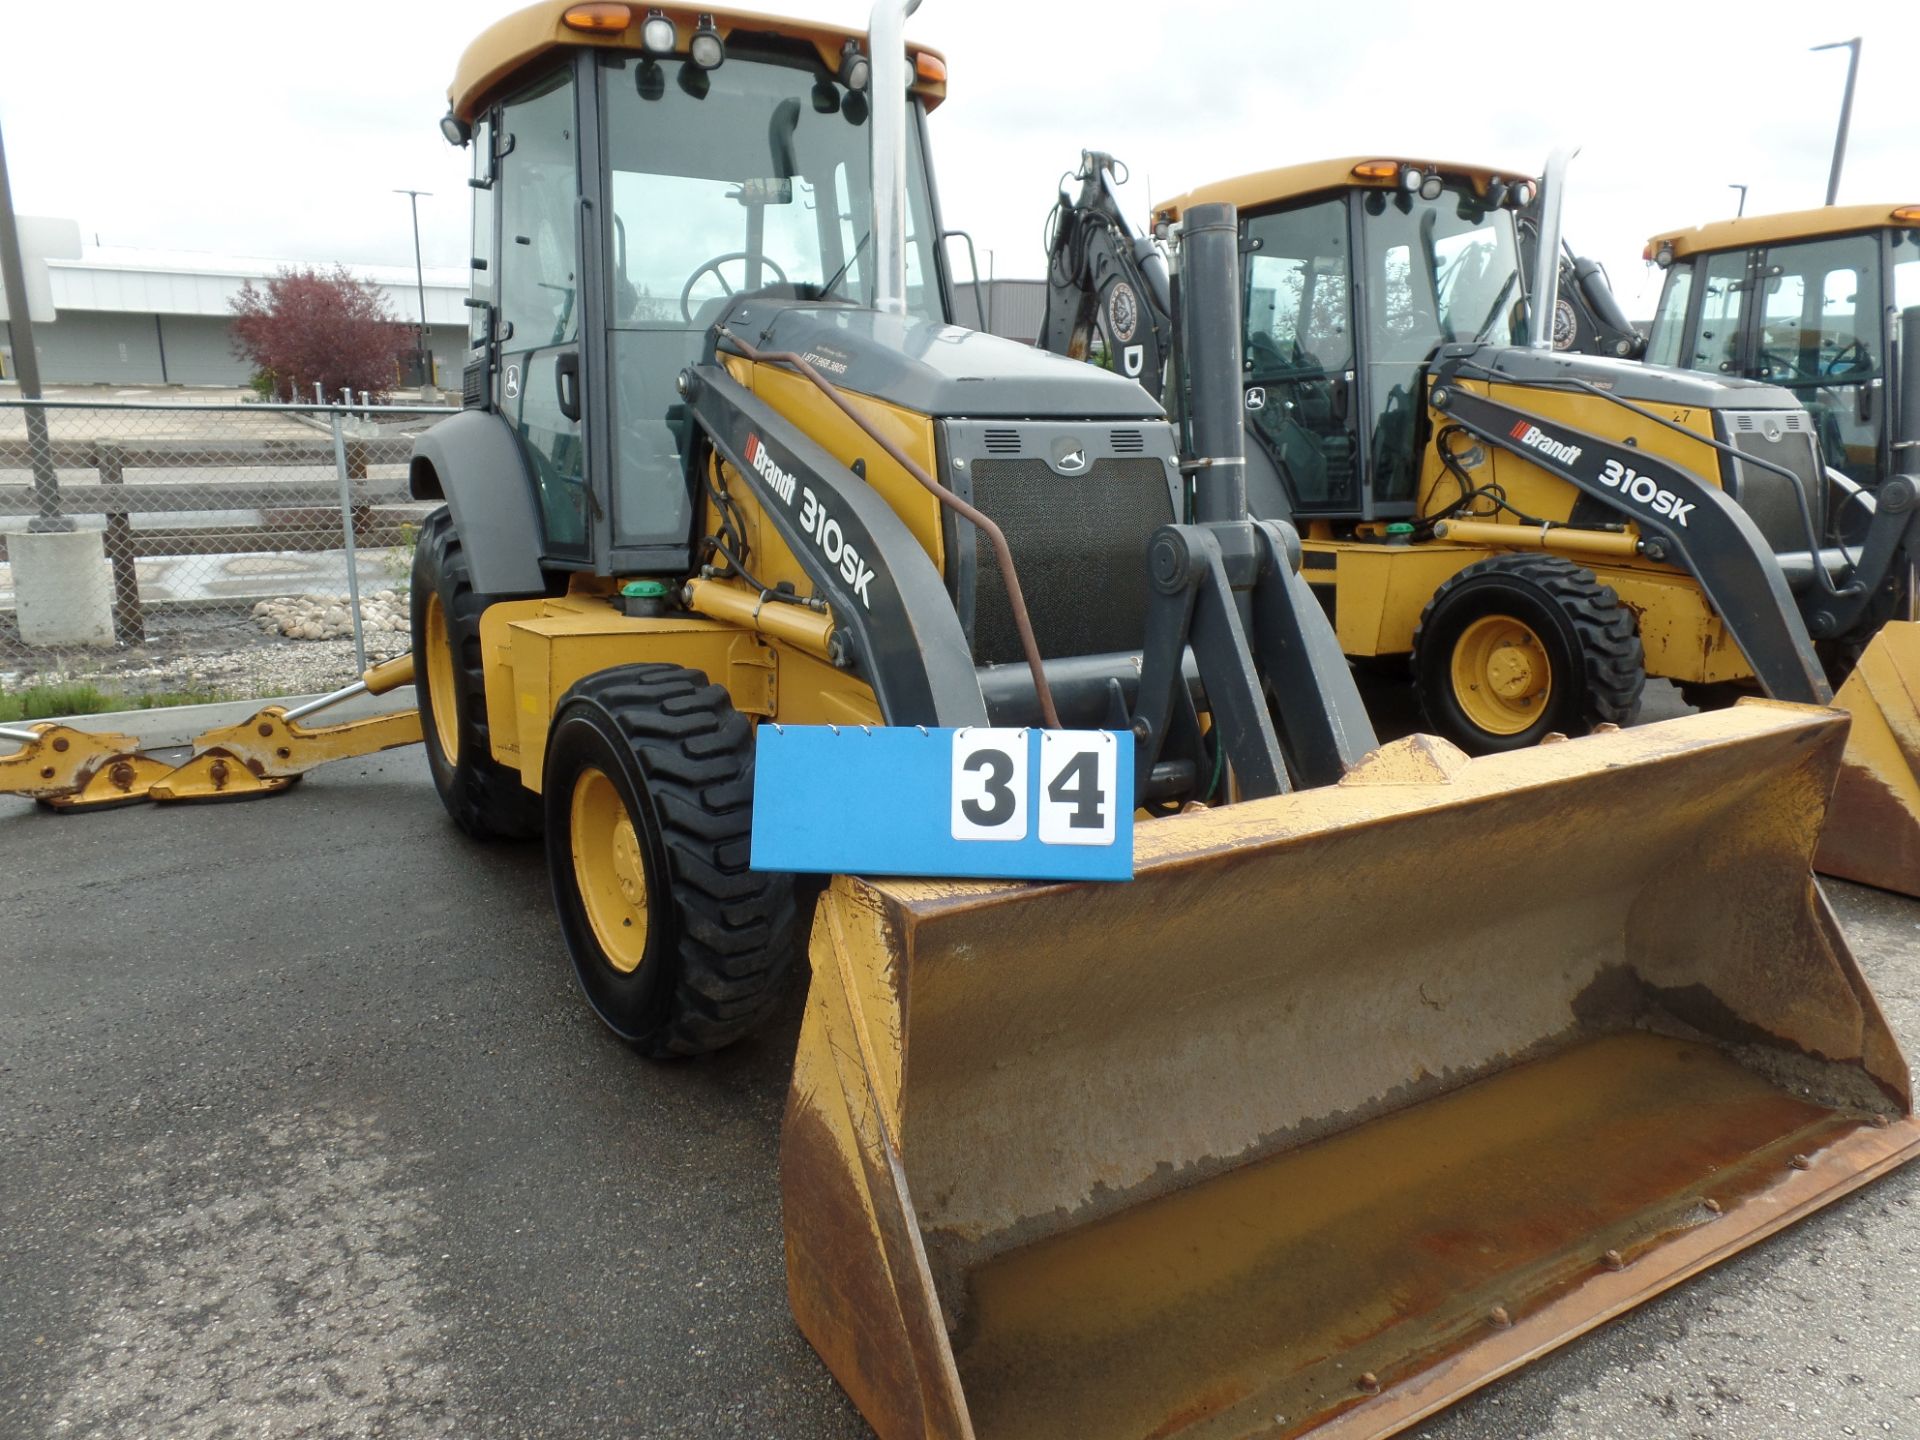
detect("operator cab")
(1161, 159), (1535, 525)
(453, 6), (953, 576)
(1645, 205), (1920, 513)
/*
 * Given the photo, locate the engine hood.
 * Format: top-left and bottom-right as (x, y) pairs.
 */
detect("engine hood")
(1445, 344), (1806, 412)
(709, 299), (1166, 421)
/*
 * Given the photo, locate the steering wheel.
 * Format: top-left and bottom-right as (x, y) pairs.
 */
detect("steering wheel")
(679, 252), (790, 323)
(1822, 339), (1868, 376)
(1757, 347), (1813, 383)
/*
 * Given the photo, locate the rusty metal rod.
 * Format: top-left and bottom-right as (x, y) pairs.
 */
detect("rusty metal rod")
(715, 329), (1062, 729)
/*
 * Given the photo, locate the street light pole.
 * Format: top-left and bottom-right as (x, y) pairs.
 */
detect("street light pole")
(0, 115), (66, 530)
(1812, 38), (1861, 207)
(393, 188), (431, 385)
(1728, 184), (1748, 218)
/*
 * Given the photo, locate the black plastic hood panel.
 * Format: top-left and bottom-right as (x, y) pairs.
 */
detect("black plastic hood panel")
(711, 299), (1166, 420)
(1454, 345), (1805, 411)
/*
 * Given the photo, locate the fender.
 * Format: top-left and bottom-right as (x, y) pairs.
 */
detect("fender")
(408, 411), (548, 595)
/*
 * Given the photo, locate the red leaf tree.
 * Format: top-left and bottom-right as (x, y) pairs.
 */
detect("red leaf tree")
(229, 266), (409, 402)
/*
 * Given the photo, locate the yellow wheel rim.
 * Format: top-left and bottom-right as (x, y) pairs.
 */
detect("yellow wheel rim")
(570, 766), (650, 974)
(1451, 614), (1552, 736)
(423, 592), (461, 763)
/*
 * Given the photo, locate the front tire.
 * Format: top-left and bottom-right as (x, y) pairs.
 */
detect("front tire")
(543, 664), (799, 1057)
(410, 507), (542, 839)
(1414, 554), (1644, 753)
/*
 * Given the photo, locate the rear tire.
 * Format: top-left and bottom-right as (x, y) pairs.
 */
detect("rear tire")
(1414, 554), (1644, 753)
(543, 664), (799, 1057)
(410, 506), (542, 839)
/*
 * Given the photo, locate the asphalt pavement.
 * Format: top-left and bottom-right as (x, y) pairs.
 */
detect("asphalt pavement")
(2, 708), (1917, 1439)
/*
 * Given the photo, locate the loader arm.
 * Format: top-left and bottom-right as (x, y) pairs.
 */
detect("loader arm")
(1040, 152), (1176, 401)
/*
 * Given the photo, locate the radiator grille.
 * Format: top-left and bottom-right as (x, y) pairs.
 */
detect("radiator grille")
(968, 457), (1174, 665)
(1720, 410), (1824, 555)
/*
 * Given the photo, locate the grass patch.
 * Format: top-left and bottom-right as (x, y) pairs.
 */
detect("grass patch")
(0, 682), (234, 723)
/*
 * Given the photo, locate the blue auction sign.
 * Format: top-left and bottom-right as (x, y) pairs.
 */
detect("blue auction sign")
(751, 725), (1134, 882)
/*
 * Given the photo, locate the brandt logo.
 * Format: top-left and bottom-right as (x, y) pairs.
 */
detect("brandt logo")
(1509, 420), (1583, 466)
(743, 433), (797, 504)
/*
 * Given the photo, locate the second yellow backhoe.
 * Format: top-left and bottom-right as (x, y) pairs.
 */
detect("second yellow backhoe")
(1041, 150), (1920, 899)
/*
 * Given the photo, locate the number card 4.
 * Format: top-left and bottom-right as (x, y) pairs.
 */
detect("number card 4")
(752, 725), (1133, 882)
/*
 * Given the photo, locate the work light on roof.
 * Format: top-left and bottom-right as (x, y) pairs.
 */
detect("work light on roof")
(641, 7), (675, 54)
(439, 112), (470, 147)
(1510, 180), (1536, 208)
(838, 39), (871, 92)
(689, 13), (725, 68)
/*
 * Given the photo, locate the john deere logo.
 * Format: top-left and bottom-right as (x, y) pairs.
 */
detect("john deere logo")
(1049, 438), (1090, 475)
(503, 364), (520, 400)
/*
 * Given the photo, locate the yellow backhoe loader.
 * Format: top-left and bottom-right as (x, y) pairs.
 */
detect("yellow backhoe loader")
(1640, 201), (1920, 892)
(5, 5), (1920, 1437)
(1040, 152), (1920, 898)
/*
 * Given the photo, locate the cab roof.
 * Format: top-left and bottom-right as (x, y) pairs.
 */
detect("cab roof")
(1155, 156), (1523, 223)
(1646, 203), (1920, 259)
(449, 1), (946, 123)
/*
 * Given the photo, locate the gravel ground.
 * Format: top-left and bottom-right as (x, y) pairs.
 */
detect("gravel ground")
(1, 596), (410, 702)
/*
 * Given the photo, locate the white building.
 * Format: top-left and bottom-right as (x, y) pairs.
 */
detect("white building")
(0, 217), (469, 389)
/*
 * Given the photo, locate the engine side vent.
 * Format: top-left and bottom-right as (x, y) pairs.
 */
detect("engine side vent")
(1731, 411), (1808, 434)
(1110, 429), (1146, 453)
(983, 428), (1023, 455)
(462, 362), (486, 409)
(1719, 409), (1824, 554)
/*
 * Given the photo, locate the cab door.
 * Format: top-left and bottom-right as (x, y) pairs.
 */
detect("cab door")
(1746, 234), (1885, 494)
(495, 66), (589, 562)
(1240, 197), (1361, 515)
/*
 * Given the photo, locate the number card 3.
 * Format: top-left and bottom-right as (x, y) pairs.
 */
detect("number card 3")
(950, 729), (1030, 841)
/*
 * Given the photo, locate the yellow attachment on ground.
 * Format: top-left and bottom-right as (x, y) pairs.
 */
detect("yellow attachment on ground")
(149, 706), (423, 803)
(0, 724), (172, 809)
(782, 702), (1920, 1440)
(1816, 620), (1920, 897)
(1, 653), (424, 810)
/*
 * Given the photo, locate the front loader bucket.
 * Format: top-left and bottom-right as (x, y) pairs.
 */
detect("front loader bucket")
(782, 703), (1920, 1440)
(1817, 619), (1920, 897)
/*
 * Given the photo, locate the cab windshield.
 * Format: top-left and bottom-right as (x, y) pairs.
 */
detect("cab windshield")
(1360, 184), (1524, 355)
(1360, 184), (1522, 501)
(599, 42), (944, 550)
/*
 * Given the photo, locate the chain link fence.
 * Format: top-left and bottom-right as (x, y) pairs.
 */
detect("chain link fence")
(0, 398), (455, 706)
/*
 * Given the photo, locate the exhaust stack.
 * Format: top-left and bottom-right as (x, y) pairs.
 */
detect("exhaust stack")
(868, 0), (923, 315)
(1529, 146), (1576, 350)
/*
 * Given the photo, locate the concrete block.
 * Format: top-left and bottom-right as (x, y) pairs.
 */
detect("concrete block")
(9, 527), (116, 647)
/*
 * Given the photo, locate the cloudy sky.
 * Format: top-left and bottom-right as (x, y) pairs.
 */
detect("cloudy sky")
(1, 0), (1914, 319)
